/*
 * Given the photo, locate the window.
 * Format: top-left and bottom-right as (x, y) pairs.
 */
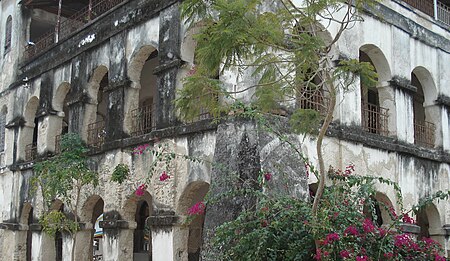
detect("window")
(5, 16), (12, 53)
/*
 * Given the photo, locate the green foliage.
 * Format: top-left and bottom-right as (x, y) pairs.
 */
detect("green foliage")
(111, 163), (130, 184)
(290, 109), (322, 135)
(31, 133), (99, 236)
(178, 0), (379, 133)
(40, 210), (78, 236)
(210, 166), (448, 260)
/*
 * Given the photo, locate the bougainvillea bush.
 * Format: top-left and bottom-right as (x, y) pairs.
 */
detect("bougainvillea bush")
(205, 165), (447, 261)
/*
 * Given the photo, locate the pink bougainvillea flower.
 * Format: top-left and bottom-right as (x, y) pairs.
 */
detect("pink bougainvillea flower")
(340, 250), (350, 258)
(135, 184), (147, 197)
(159, 171), (170, 181)
(326, 232), (340, 243)
(435, 254), (446, 261)
(394, 233), (410, 247)
(402, 213), (415, 224)
(133, 143), (150, 155)
(188, 201), (206, 215)
(264, 172), (272, 181)
(314, 249), (322, 260)
(344, 225), (359, 236)
(389, 206), (398, 219)
(356, 256), (368, 261)
(362, 218), (375, 233)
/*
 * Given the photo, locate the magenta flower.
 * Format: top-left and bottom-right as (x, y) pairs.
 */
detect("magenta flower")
(135, 184), (147, 197)
(326, 232), (340, 242)
(340, 250), (350, 258)
(133, 144), (150, 155)
(314, 249), (322, 260)
(264, 172), (272, 181)
(188, 201), (206, 215)
(362, 218), (375, 233)
(402, 213), (415, 224)
(344, 225), (359, 236)
(435, 254), (446, 261)
(159, 171), (170, 181)
(356, 256), (368, 261)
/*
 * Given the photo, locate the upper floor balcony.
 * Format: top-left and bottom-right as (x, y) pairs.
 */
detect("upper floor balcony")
(400, 0), (450, 26)
(23, 0), (128, 61)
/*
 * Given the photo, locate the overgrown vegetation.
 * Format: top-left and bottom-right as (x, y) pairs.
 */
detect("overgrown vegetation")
(31, 133), (99, 261)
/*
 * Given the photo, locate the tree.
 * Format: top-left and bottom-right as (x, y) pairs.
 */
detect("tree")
(177, 0), (377, 217)
(174, 0), (449, 260)
(31, 133), (99, 261)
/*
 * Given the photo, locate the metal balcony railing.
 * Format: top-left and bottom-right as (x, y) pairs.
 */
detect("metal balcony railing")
(24, 0), (128, 60)
(131, 104), (156, 136)
(402, 0), (435, 16)
(87, 120), (105, 150)
(25, 143), (37, 162)
(298, 89), (330, 115)
(400, 0), (450, 26)
(361, 103), (389, 136)
(414, 120), (435, 148)
(437, 1), (450, 25)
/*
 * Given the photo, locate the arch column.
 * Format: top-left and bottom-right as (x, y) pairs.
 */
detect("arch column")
(99, 219), (135, 261)
(147, 211), (185, 261)
(37, 112), (63, 155)
(0, 223), (27, 260)
(429, 227), (446, 248)
(390, 78), (415, 143)
(424, 104), (442, 147)
(67, 96), (90, 142)
(73, 222), (95, 261)
(378, 81), (397, 137)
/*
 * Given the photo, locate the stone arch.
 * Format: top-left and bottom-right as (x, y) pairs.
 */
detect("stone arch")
(374, 192), (395, 225)
(177, 181), (210, 261)
(128, 45), (158, 89)
(51, 82), (71, 152)
(83, 66), (108, 145)
(359, 44), (393, 136)
(125, 45), (159, 135)
(52, 82), (70, 113)
(122, 191), (153, 260)
(76, 195), (104, 261)
(359, 44), (391, 83)
(416, 203), (442, 238)
(411, 66), (439, 147)
(5, 15), (12, 52)
(411, 66), (437, 106)
(16, 203), (34, 261)
(19, 96), (39, 160)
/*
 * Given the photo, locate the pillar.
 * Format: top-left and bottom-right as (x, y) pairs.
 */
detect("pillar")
(148, 211), (181, 261)
(73, 222), (95, 261)
(155, 2), (181, 129)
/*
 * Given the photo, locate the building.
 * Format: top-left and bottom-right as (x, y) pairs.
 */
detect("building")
(0, 0), (449, 260)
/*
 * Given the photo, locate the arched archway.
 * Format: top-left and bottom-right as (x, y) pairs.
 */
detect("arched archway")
(411, 67), (438, 148)
(125, 45), (159, 136)
(84, 66), (108, 148)
(52, 82), (71, 153)
(177, 181), (210, 261)
(15, 203), (34, 261)
(359, 44), (392, 136)
(20, 97), (39, 161)
(122, 191), (153, 261)
(75, 195), (104, 261)
(416, 203), (442, 240)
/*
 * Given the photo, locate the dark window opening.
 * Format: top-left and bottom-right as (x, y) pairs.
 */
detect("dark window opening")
(5, 16), (12, 53)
